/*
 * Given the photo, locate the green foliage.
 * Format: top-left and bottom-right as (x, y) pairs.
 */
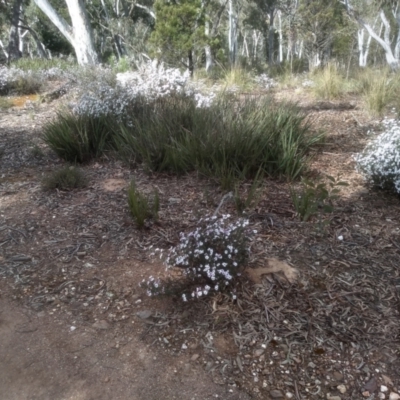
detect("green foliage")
(9, 72), (43, 95)
(290, 175), (348, 221)
(222, 67), (255, 91)
(150, 0), (206, 69)
(113, 93), (322, 185)
(0, 97), (13, 109)
(42, 166), (87, 191)
(12, 57), (74, 72)
(357, 68), (399, 116)
(233, 169), (264, 215)
(109, 56), (132, 73)
(127, 181), (160, 229)
(311, 63), (347, 100)
(42, 111), (112, 163)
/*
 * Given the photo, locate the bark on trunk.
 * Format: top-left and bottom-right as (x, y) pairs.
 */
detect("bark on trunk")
(188, 49), (194, 77)
(7, 0), (24, 63)
(33, 0), (99, 65)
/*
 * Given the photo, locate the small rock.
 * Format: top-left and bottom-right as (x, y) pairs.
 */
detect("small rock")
(337, 384), (347, 394)
(285, 393), (294, 399)
(104, 377), (110, 383)
(37, 311), (45, 318)
(333, 371), (343, 381)
(254, 349), (265, 357)
(70, 326), (76, 331)
(326, 395), (341, 400)
(308, 362), (316, 368)
(191, 354), (200, 361)
(93, 320), (110, 330)
(270, 389), (284, 398)
(181, 343), (188, 350)
(382, 375), (394, 386)
(168, 197), (181, 204)
(136, 310), (152, 319)
(378, 394), (386, 400)
(389, 393), (400, 400)
(363, 377), (378, 393)
(381, 386), (389, 393)
(362, 392), (371, 397)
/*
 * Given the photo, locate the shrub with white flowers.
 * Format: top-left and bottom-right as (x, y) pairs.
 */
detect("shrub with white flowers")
(141, 214), (253, 301)
(255, 73), (277, 89)
(355, 118), (400, 194)
(73, 61), (215, 120)
(0, 66), (43, 94)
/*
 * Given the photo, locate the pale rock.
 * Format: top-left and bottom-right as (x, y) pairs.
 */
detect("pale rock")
(378, 394), (386, 400)
(382, 375), (394, 386)
(381, 386), (389, 393)
(327, 394), (341, 400)
(136, 310), (152, 319)
(93, 320), (110, 330)
(270, 389), (284, 398)
(337, 384), (347, 394)
(254, 349), (265, 357)
(389, 393), (400, 400)
(285, 393), (294, 399)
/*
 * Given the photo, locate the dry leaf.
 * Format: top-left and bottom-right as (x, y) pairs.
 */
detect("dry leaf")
(246, 258), (298, 284)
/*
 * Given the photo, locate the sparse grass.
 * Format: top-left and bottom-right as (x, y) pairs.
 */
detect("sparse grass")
(357, 68), (399, 116)
(222, 67), (255, 91)
(0, 97), (13, 109)
(311, 63), (347, 100)
(127, 180), (160, 228)
(42, 111), (113, 163)
(10, 73), (43, 95)
(42, 166), (87, 191)
(12, 58), (74, 72)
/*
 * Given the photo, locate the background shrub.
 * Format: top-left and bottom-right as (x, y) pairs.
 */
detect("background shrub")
(355, 118), (400, 194)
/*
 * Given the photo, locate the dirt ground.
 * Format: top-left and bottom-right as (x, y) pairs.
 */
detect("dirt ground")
(0, 89), (399, 400)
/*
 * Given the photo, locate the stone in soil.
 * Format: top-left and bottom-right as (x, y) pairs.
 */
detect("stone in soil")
(389, 393), (400, 400)
(92, 320), (110, 330)
(363, 377), (378, 393)
(270, 389), (284, 398)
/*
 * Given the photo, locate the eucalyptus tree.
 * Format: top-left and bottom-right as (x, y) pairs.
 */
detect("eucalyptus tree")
(150, 0), (206, 76)
(298, 0), (344, 70)
(342, 0), (400, 69)
(32, 0), (99, 64)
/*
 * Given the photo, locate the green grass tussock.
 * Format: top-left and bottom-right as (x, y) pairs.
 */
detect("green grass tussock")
(43, 111), (112, 163)
(44, 93), (322, 186)
(42, 166), (87, 191)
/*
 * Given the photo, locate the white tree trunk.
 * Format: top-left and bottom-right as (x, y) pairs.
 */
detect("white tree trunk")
(205, 19), (214, 72)
(342, 1), (399, 70)
(33, 0), (98, 65)
(277, 10), (283, 63)
(357, 28), (373, 67)
(228, 0), (238, 65)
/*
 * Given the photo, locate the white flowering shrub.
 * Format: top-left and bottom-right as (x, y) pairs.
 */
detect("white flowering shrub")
(355, 118), (400, 194)
(141, 215), (253, 301)
(0, 66), (43, 94)
(255, 73), (277, 89)
(73, 61), (215, 121)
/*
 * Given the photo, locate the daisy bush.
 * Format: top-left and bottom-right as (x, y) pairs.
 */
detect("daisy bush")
(355, 118), (400, 194)
(73, 61), (215, 122)
(255, 73), (277, 89)
(141, 214), (253, 302)
(0, 66), (43, 94)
